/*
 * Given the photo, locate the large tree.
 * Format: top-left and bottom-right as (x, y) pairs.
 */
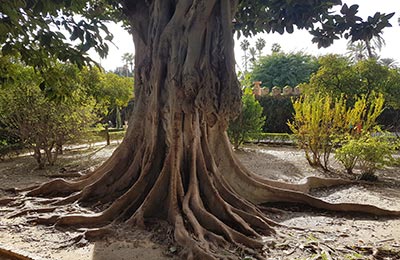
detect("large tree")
(250, 51), (319, 88)
(1, 1), (399, 259)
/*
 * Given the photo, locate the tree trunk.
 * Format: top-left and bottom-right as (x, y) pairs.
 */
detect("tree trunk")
(105, 125), (110, 145)
(8, 1), (400, 259)
(365, 40), (374, 59)
(33, 146), (45, 169)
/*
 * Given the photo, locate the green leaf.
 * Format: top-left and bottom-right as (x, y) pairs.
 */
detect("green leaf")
(1, 43), (13, 56)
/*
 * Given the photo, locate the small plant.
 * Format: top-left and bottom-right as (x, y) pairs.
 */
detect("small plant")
(334, 136), (362, 174)
(357, 134), (395, 176)
(335, 133), (396, 177)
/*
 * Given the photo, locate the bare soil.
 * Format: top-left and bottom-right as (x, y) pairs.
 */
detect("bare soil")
(0, 143), (399, 260)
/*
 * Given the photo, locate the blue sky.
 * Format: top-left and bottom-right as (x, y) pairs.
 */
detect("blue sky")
(90, 0), (400, 71)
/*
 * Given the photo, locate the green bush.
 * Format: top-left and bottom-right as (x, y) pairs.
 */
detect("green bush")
(335, 133), (396, 176)
(257, 95), (294, 133)
(228, 88), (265, 149)
(0, 58), (96, 168)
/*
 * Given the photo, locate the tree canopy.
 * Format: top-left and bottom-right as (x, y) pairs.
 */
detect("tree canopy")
(0, 0), (394, 68)
(250, 51), (319, 88)
(0, 0), (121, 68)
(302, 54), (400, 107)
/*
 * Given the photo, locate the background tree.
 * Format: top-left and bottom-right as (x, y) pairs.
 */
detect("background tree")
(303, 54), (359, 98)
(271, 43), (282, 53)
(303, 54), (398, 102)
(250, 51), (319, 88)
(347, 37), (385, 61)
(255, 38), (266, 58)
(1, 1), (398, 259)
(240, 39), (250, 72)
(99, 72), (134, 128)
(248, 46), (257, 66)
(347, 41), (368, 62)
(379, 58), (398, 69)
(80, 67), (134, 128)
(121, 52), (135, 77)
(303, 54), (400, 133)
(0, 57), (95, 168)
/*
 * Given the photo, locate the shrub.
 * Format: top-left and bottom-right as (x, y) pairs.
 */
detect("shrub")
(288, 92), (385, 170)
(335, 133), (396, 176)
(288, 94), (346, 169)
(228, 88), (265, 149)
(333, 136), (359, 174)
(0, 59), (95, 168)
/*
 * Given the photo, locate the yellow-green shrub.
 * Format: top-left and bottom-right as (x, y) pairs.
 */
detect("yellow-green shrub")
(288, 92), (385, 170)
(288, 94), (345, 169)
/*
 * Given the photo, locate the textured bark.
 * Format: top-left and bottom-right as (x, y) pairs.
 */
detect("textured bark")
(3, 1), (400, 259)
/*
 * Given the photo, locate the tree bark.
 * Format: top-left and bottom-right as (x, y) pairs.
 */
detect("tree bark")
(5, 1), (400, 259)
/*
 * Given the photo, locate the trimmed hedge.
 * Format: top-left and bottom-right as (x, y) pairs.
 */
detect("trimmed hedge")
(378, 108), (400, 133)
(256, 95), (295, 133)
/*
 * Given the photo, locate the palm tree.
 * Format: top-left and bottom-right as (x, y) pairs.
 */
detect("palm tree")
(271, 43), (282, 53)
(249, 47), (257, 65)
(121, 53), (135, 76)
(380, 58), (398, 68)
(366, 35), (385, 59)
(255, 38), (266, 58)
(347, 41), (368, 62)
(348, 12), (393, 60)
(347, 37), (384, 61)
(240, 39), (250, 71)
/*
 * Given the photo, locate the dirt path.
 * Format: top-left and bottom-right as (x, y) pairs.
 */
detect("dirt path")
(0, 143), (399, 259)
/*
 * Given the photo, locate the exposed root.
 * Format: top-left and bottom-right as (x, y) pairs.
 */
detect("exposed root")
(8, 206), (58, 218)
(2, 123), (400, 260)
(48, 172), (84, 178)
(26, 179), (80, 197)
(0, 245), (35, 260)
(258, 176), (355, 193)
(0, 197), (14, 205)
(208, 130), (400, 216)
(56, 226), (114, 250)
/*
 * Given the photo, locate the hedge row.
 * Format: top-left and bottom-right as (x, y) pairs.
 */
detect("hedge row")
(256, 95), (295, 133)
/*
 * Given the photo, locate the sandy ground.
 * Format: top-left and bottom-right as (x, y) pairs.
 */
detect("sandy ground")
(0, 143), (399, 260)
